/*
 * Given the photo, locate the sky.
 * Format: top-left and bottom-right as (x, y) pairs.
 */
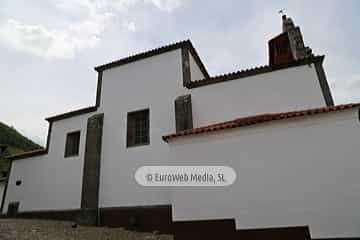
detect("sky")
(0, 0), (359, 146)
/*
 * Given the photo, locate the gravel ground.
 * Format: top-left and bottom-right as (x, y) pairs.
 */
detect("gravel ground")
(0, 219), (173, 240)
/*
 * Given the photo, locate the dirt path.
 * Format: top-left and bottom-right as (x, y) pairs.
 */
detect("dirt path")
(0, 219), (173, 240)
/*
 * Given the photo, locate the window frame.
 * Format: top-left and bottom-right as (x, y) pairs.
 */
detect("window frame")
(64, 130), (81, 158)
(126, 108), (150, 148)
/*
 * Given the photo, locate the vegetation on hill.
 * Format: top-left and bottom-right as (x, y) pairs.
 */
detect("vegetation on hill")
(0, 122), (41, 152)
(0, 121), (42, 177)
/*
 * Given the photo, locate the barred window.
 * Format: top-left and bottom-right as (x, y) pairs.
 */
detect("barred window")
(64, 131), (80, 157)
(127, 109), (150, 147)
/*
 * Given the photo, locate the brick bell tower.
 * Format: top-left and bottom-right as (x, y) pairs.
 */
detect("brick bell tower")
(269, 14), (312, 65)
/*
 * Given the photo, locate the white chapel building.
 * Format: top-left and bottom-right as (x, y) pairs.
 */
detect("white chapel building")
(1, 15), (360, 240)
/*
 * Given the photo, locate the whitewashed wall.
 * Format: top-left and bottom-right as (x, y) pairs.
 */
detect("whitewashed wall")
(4, 46), (332, 215)
(191, 64), (327, 127)
(98, 49), (188, 207)
(2, 112), (94, 213)
(4, 47), (208, 212)
(169, 108), (360, 238)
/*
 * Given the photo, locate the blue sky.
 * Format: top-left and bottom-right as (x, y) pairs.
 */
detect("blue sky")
(1, 0), (359, 145)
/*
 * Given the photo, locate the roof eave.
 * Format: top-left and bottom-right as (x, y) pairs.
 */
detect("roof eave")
(45, 106), (97, 122)
(163, 103), (359, 142)
(7, 149), (47, 161)
(94, 40), (193, 72)
(187, 55), (325, 89)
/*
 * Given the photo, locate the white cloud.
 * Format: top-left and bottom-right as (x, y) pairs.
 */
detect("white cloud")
(0, 19), (55, 58)
(0, 14), (113, 59)
(53, 0), (137, 15)
(331, 74), (360, 103)
(123, 21), (137, 32)
(0, 0), (182, 59)
(145, 0), (182, 12)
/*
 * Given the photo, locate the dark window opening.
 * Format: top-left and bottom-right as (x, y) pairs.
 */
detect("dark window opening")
(15, 180), (22, 186)
(1, 171), (7, 178)
(275, 40), (289, 55)
(65, 131), (80, 157)
(7, 202), (19, 217)
(175, 94), (193, 131)
(127, 109), (149, 147)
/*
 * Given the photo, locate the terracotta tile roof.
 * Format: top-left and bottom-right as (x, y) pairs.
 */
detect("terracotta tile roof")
(187, 55), (324, 88)
(162, 103), (360, 142)
(94, 40), (209, 77)
(7, 148), (47, 160)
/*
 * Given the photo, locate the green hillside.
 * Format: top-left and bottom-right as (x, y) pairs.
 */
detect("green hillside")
(0, 121), (42, 177)
(0, 122), (41, 151)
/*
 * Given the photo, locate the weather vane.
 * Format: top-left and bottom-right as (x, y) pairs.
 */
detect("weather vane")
(278, 9), (285, 15)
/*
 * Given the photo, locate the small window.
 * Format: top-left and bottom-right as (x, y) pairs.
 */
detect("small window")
(64, 131), (80, 157)
(127, 109), (149, 147)
(7, 202), (19, 217)
(16, 180), (22, 186)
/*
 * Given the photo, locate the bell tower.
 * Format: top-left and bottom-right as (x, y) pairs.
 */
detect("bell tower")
(269, 14), (312, 65)
(282, 14), (312, 60)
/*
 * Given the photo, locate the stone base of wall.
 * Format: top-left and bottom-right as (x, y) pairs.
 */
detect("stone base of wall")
(173, 219), (236, 240)
(0, 205), (318, 240)
(76, 208), (98, 226)
(236, 226), (311, 240)
(99, 205), (173, 234)
(173, 219), (310, 240)
(3, 209), (81, 222)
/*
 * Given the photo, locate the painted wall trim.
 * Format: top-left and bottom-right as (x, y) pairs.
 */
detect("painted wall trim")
(79, 113), (104, 225)
(314, 57), (334, 106)
(0, 159), (13, 213)
(95, 71), (103, 107)
(181, 47), (191, 87)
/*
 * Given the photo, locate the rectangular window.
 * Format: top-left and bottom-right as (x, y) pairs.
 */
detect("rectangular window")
(64, 131), (80, 157)
(175, 94), (193, 131)
(127, 109), (149, 147)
